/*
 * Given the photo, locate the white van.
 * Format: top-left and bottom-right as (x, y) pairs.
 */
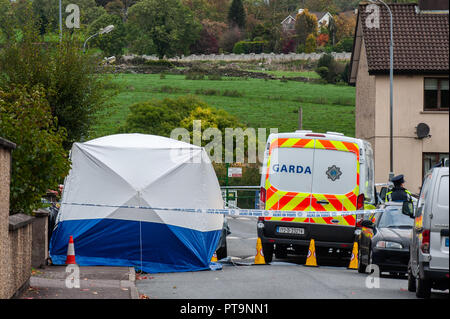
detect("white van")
(405, 165), (449, 298)
(257, 131), (376, 263)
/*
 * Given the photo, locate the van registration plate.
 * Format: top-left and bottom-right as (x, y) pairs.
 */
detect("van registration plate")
(277, 226), (304, 235)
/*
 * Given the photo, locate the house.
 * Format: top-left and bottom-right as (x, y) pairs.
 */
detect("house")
(281, 9), (333, 32)
(349, 0), (449, 194)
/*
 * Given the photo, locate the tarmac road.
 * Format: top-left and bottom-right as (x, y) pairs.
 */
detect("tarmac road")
(136, 216), (449, 299)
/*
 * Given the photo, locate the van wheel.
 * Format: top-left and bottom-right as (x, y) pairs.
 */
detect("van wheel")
(262, 243), (274, 264)
(407, 263), (416, 292)
(416, 275), (431, 299)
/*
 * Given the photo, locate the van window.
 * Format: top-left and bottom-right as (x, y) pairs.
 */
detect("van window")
(417, 174), (433, 217)
(268, 147), (314, 193)
(311, 148), (357, 195)
(437, 175), (449, 207)
(363, 141), (375, 203)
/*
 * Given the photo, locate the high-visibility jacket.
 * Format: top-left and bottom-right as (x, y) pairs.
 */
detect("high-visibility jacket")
(385, 187), (412, 202)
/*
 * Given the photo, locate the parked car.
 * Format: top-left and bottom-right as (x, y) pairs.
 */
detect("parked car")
(357, 202), (414, 275)
(403, 166), (449, 298)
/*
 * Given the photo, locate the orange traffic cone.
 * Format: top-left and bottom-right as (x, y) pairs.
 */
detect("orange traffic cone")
(348, 241), (359, 270)
(211, 251), (218, 262)
(65, 235), (77, 265)
(254, 238), (266, 265)
(304, 239), (318, 267)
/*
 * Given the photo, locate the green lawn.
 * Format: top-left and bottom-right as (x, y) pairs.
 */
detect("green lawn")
(92, 73), (355, 139)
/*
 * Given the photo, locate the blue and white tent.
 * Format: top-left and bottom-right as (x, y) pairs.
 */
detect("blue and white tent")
(50, 134), (224, 273)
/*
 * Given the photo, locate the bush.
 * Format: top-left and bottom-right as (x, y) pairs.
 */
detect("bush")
(232, 41), (268, 54)
(315, 54), (349, 84)
(334, 37), (354, 53)
(304, 34), (317, 53)
(121, 95), (244, 162)
(0, 85), (70, 214)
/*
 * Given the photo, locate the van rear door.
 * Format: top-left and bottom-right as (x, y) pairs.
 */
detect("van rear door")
(430, 172), (449, 270)
(309, 139), (360, 226)
(265, 140), (314, 215)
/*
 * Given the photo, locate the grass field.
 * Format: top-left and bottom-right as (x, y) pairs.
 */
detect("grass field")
(92, 73), (356, 139)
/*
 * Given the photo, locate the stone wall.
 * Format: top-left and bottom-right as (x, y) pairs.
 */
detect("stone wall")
(0, 137), (34, 299)
(121, 52), (352, 63)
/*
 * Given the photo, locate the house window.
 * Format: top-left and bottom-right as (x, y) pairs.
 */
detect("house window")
(423, 152), (449, 178)
(424, 78), (449, 111)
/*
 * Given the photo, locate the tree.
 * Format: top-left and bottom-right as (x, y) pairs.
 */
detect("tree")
(0, 18), (112, 147)
(190, 25), (219, 54)
(31, 0), (106, 33)
(127, 0), (201, 58)
(218, 26), (243, 53)
(295, 9), (318, 45)
(228, 0), (246, 29)
(304, 33), (316, 53)
(304, 0), (337, 13)
(333, 13), (356, 44)
(88, 13), (127, 55)
(0, 85), (71, 214)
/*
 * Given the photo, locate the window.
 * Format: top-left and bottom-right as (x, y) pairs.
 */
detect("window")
(423, 152), (449, 178)
(424, 78), (449, 111)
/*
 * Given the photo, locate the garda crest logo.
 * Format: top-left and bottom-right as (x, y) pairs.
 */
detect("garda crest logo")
(326, 165), (342, 181)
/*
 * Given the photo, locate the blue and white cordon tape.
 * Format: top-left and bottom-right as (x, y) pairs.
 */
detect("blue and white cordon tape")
(61, 202), (384, 218)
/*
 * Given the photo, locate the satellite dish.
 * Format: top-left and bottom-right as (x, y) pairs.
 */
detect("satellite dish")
(416, 123), (430, 139)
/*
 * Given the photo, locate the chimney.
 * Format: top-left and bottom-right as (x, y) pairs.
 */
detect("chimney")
(418, 0), (449, 11)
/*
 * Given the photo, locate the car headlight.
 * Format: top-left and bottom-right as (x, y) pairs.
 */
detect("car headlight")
(376, 241), (403, 249)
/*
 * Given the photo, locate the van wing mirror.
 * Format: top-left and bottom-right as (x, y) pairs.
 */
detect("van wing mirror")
(402, 201), (414, 218)
(379, 187), (388, 202)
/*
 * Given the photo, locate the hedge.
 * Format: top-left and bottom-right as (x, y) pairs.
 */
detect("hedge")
(232, 41), (269, 54)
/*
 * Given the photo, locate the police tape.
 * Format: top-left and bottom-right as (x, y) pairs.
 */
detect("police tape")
(61, 202), (384, 218)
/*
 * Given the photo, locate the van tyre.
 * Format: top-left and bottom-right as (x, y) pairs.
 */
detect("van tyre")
(262, 243), (274, 264)
(416, 275), (431, 299)
(407, 263), (416, 292)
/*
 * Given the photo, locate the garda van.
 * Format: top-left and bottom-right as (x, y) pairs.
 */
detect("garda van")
(257, 130), (376, 263)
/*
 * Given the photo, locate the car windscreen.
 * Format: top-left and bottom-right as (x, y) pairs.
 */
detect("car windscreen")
(378, 206), (414, 228)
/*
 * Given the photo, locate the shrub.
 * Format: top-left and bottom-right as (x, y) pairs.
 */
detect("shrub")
(304, 34), (317, 53)
(222, 89), (244, 97)
(0, 85), (70, 214)
(185, 73), (205, 80)
(232, 41), (268, 54)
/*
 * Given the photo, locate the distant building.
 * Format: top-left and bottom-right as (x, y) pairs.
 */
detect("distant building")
(281, 9), (333, 32)
(349, 1), (449, 193)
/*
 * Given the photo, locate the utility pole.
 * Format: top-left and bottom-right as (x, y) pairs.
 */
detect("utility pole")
(298, 107), (303, 130)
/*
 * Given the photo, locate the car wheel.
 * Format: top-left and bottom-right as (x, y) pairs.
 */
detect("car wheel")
(262, 243), (274, 264)
(416, 274), (431, 299)
(407, 262), (416, 292)
(357, 246), (366, 273)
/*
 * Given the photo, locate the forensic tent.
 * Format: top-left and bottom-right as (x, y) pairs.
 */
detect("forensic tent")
(50, 134), (224, 273)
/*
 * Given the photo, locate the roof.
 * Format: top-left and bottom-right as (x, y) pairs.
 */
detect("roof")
(282, 10), (331, 24)
(349, 3), (449, 82)
(0, 137), (16, 150)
